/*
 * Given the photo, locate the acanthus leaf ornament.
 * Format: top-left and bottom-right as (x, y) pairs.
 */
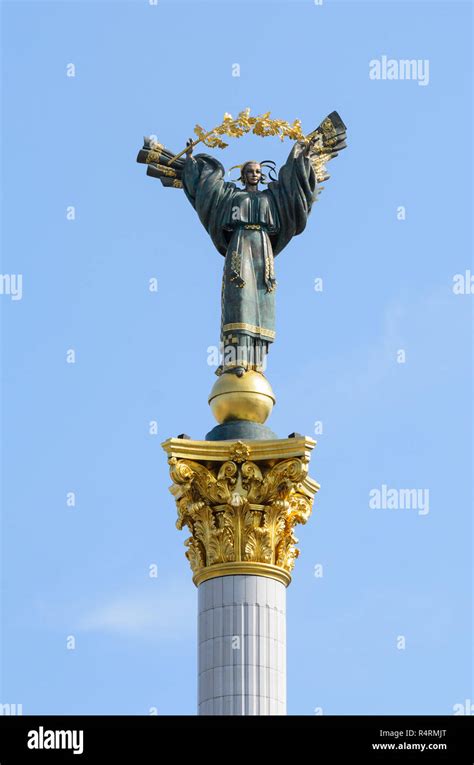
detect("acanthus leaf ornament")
(163, 437), (320, 585)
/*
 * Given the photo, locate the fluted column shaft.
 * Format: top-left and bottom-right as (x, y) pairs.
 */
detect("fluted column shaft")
(198, 575), (286, 715)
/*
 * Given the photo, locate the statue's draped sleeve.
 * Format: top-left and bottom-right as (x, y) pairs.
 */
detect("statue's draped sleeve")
(266, 141), (318, 256)
(182, 154), (237, 257)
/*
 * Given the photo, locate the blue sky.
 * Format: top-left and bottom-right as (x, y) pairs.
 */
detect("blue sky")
(1, 0), (472, 715)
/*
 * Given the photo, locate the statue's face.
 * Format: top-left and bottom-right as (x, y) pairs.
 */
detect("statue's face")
(244, 163), (262, 187)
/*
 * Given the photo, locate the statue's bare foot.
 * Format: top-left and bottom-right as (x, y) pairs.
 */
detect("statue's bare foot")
(215, 365), (246, 377)
(216, 366), (246, 377)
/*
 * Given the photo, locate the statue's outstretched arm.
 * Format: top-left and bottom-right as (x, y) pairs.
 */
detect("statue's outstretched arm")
(267, 112), (347, 255)
(136, 136), (233, 202)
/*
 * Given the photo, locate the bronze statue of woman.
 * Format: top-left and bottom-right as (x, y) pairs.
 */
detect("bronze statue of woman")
(137, 111), (346, 381)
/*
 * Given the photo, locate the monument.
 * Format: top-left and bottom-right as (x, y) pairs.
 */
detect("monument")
(137, 109), (347, 715)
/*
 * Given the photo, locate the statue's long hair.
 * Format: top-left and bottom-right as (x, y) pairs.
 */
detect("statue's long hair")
(229, 160), (278, 186)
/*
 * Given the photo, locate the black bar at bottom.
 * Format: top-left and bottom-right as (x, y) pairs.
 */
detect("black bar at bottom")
(0, 714), (472, 762)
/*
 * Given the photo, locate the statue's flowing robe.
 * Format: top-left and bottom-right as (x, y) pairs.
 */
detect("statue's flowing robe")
(182, 141), (318, 372)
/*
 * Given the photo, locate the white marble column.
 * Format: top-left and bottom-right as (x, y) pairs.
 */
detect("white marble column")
(198, 575), (286, 715)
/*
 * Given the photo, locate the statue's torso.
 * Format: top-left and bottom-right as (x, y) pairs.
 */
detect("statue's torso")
(221, 190), (278, 344)
(224, 190), (279, 233)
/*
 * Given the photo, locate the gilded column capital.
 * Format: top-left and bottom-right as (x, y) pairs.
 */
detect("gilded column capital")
(162, 437), (320, 587)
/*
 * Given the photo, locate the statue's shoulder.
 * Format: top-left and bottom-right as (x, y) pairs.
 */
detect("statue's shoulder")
(260, 189), (276, 203)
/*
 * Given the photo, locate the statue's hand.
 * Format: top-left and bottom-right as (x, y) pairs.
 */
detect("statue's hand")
(296, 138), (311, 157)
(185, 137), (194, 158)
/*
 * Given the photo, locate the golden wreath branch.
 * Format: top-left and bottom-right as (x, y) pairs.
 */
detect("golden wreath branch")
(167, 108), (317, 166)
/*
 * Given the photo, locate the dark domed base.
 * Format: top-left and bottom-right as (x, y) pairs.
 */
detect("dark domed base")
(205, 420), (278, 442)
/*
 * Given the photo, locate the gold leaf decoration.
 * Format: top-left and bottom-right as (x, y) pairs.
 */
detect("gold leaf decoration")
(193, 109), (306, 150)
(166, 449), (318, 580)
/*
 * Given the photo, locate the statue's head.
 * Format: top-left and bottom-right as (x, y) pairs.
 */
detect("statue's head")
(232, 160), (278, 189)
(240, 161), (262, 190)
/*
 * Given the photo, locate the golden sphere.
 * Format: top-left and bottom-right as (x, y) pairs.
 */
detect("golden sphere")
(208, 370), (276, 424)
